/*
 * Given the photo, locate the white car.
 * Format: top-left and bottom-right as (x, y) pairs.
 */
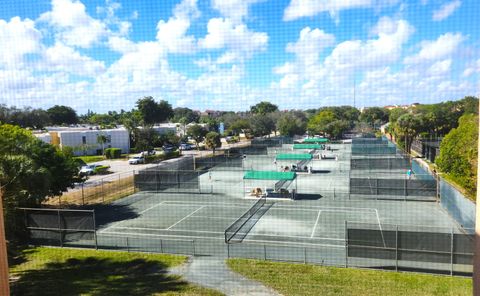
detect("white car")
(79, 164), (101, 175)
(128, 155), (145, 165)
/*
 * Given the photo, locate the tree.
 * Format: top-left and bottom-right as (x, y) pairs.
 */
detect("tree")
(395, 113), (424, 153)
(277, 113), (306, 137)
(135, 127), (159, 152)
(0, 124), (81, 243)
(47, 105), (78, 125)
(96, 134), (108, 156)
(136, 96), (173, 125)
(205, 132), (222, 155)
(307, 110), (336, 136)
(172, 107), (200, 124)
(228, 119), (251, 136)
(360, 107), (389, 127)
(250, 101), (279, 115)
(250, 115), (275, 137)
(187, 124), (207, 150)
(436, 114), (478, 196)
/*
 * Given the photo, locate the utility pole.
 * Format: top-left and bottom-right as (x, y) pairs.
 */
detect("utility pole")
(0, 190), (10, 295)
(353, 76), (356, 108)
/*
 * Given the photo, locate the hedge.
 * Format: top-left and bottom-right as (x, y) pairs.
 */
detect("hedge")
(105, 148), (122, 159)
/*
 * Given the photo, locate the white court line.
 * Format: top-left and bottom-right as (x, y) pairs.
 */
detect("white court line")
(139, 201), (167, 214)
(166, 206), (206, 230)
(310, 210), (322, 238)
(272, 205), (377, 212)
(375, 209), (386, 248)
(271, 207), (374, 213)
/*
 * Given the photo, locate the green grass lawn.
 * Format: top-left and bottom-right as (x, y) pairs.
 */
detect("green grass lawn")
(227, 259), (472, 296)
(10, 247), (222, 296)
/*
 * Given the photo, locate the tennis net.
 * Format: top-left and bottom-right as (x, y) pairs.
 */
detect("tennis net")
(224, 195), (266, 243)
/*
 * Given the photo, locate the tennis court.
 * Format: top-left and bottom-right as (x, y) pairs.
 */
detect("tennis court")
(30, 138), (473, 274)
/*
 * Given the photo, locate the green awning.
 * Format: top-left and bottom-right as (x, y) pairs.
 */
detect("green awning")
(293, 144), (321, 149)
(303, 138), (329, 143)
(276, 153), (312, 160)
(243, 170), (296, 180)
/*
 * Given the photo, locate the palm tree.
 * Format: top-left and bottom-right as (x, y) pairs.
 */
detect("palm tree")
(97, 134), (108, 156)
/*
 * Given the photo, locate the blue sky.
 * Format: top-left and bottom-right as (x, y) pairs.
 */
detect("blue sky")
(0, 0), (478, 113)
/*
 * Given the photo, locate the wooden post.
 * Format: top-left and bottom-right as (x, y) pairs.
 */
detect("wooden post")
(0, 190), (10, 295)
(473, 105), (480, 294)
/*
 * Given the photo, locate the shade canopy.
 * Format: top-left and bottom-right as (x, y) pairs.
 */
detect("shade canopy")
(243, 170), (296, 180)
(303, 138), (328, 143)
(276, 153), (312, 161)
(293, 144), (321, 149)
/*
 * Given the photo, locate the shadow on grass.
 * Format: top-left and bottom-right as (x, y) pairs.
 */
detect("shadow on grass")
(11, 256), (190, 296)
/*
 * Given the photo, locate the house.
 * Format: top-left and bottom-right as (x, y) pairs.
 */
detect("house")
(34, 127), (130, 156)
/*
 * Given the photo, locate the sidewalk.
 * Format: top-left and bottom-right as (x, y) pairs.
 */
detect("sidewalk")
(169, 256), (280, 296)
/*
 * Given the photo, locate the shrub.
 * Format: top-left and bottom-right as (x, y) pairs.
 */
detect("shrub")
(93, 165), (110, 175)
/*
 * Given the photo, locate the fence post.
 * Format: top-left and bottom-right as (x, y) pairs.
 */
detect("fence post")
(126, 237), (129, 252)
(304, 247), (307, 264)
(344, 221), (348, 268)
(81, 183), (85, 205)
(160, 239), (163, 253)
(57, 209), (63, 247)
(192, 240), (196, 256)
(101, 179), (105, 203)
(450, 228), (454, 276)
(395, 225), (398, 271)
(227, 243), (230, 258)
(264, 244), (267, 260)
(92, 210), (98, 250)
(404, 178), (407, 200)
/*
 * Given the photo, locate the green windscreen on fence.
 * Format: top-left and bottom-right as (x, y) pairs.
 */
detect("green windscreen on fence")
(293, 144), (321, 149)
(276, 153), (312, 160)
(303, 138), (329, 143)
(243, 170), (296, 180)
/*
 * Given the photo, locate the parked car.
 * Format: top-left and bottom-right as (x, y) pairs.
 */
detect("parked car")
(79, 164), (101, 175)
(179, 143), (194, 150)
(128, 155), (145, 165)
(163, 144), (177, 152)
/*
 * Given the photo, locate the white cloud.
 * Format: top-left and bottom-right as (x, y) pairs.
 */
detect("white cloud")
(38, 0), (108, 48)
(107, 36), (137, 54)
(0, 17), (42, 68)
(283, 0), (400, 21)
(212, 0), (263, 24)
(404, 32), (464, 64)
(325, 17), (413, 71)
(462, 59), (480, 77)
(42, 43), (106, 77)
(156, 0), (199, 54)
(286, 27), (335, 65)
(433, 0), (461, 21)
(427, 59), (452, 76)
(199, 18), (268, 63)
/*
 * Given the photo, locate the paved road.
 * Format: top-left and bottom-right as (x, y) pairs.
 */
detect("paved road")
(75, 140), (252, 189)
(169, 256), (280, 296)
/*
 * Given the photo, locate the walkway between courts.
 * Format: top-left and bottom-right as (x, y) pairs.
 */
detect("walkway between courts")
(169, 256), (281, 296)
